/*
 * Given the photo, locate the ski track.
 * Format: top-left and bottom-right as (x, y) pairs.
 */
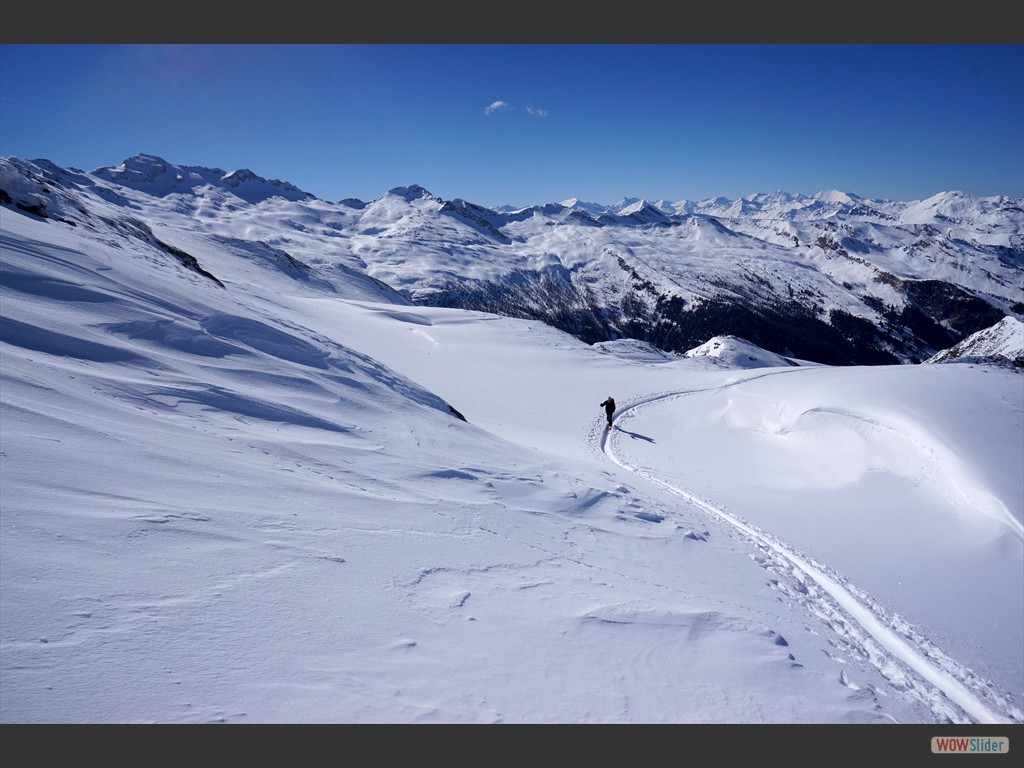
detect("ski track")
(597, 370), (1021, 725)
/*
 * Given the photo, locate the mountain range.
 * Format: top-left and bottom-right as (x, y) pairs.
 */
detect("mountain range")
(3, 153), (1021, 368)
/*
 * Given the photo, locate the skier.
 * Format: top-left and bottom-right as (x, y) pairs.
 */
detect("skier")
(600, 396), (616, 430)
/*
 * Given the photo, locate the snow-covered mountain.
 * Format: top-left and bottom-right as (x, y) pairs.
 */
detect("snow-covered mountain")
(88, 153), (313, 204)
(683, 335), (807, 369)
(3, 154), (1021, 369)
(1, 153), (1022, 728)
(925, 315), (1024, 367)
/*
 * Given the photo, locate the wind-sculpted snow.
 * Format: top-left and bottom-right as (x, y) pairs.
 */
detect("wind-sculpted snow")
(365, 308), (436, 326)
(134, 383), (354, 434)
(101, 318), (245, 358)
(600, 373), (1023, 724)
(0, 315), (149, 363)
(0, 266), (121, 304)
(199, 313), (332, 369)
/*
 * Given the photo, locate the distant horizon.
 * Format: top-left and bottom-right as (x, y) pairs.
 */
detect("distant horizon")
(7, 151), (1019, 211)
(2, 44), (1021, 208)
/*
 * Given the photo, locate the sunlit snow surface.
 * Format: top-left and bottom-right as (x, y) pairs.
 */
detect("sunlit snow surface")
(1, 177), (1021, 726)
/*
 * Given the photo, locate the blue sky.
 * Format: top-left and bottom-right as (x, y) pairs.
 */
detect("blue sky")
(1, 44), (1021, 208)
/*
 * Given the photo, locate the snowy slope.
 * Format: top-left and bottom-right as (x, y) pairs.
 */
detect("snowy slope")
(926, 315), (1024, 366)
(1, 157), (1022, 728)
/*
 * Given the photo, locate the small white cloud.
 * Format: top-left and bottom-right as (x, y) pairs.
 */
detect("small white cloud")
(526, 105), (548, 117)
(485, 101), (512, 115)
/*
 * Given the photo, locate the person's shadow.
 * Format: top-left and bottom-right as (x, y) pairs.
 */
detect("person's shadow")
(612, 426), (655, 443)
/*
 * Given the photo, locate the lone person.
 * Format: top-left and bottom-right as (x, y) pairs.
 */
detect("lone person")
(600, 396), (616, 430)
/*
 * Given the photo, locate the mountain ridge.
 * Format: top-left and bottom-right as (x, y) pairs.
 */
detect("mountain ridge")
(3, 152), (1021, 368)
(18, 151), (1024, 220)
(925, 316), (1024, 367)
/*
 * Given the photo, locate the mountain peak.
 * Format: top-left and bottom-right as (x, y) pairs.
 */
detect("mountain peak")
(812, 189), (861, 204)
(387, 185), (438, 203)
(926, 316), (1024, 367)
(91, 154), (313, 204)
(684, 335), (802, 369)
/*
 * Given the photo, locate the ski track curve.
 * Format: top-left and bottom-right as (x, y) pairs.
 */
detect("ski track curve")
(597, 371), (1020, 726)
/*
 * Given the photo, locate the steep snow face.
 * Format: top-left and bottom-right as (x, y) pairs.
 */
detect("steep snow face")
(902, 190), (998, 220)
(926, 316), (1024, 365)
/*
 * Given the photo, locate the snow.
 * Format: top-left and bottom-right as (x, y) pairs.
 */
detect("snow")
(926, 316), (1024, 365)
(1, 165), (1023, 736)
(683, 335), (806, 369)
